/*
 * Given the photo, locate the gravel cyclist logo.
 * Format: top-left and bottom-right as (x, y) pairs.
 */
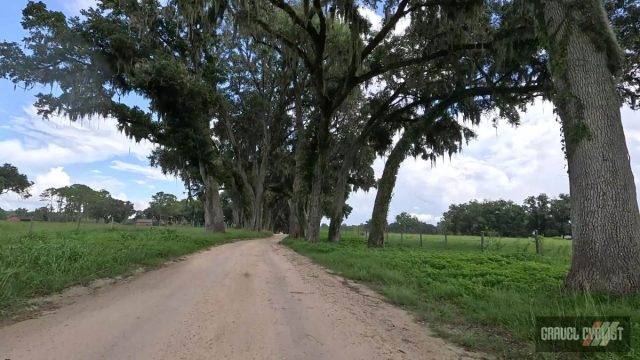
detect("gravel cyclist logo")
(581, 320), (624, 347)
(536, 316), (631, 353)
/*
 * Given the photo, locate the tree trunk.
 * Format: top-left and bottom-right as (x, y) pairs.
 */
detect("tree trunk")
(306, 157), (324, 243)
(306, 111), (331, 243)
(288, 199), (302, 237)
(368, 132), (411, 247)
(539, 0), (640, 293)
(199, 161), (226, 232)
(327, 147), (358, 243)
(252, 181), (265, 231)
(327, 210), (342, 243)
(289, 83), (307, 238)
(328, 108), (382, 243)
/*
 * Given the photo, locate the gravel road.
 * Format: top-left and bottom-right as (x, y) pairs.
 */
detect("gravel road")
(0, 234), (482, 359)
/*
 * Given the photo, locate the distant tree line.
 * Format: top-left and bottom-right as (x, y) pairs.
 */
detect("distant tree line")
(345, 212), (439, 235)
(387, 212), (439, 234)
(39, 185), (136, 224)
(137, 191), (205, 226)
(439, 194), (571, 238)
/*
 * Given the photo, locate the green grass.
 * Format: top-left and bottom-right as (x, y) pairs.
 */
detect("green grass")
(0, 221), (271, 317)
(381, 232), (573, 260)
(284, 230), (640, 359)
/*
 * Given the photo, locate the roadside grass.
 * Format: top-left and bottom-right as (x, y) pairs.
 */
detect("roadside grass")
(283, 230), (640, 359)
(0, 221), (271, 317)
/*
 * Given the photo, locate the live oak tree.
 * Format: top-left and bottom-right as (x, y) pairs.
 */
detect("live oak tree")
(238, 0), (411, 242)
(0, 163), (33, 198)
(239, 0), (551, 243)
(361, 0), (549, 246)
(0, 0), (228, 232)
(530, 0), (640, 293)
(219, 33), (297, 230)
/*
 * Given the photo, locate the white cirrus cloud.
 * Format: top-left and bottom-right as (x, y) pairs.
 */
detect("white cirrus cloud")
(1, 107), (154, 170)
(110, 160), (177, 182)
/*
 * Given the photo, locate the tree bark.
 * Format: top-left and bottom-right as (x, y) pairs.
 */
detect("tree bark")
(305, 156), (324, 243)
(538, 0), (640, 293)
(327, 147), (358, 243)
(251, 115), (270, 231)
(288, 199), (301, 236)
(289, 81), (307, 238)
(368, 131), (411, 247)
(306, 112), (331, 243)
(199, 161), (226, 232)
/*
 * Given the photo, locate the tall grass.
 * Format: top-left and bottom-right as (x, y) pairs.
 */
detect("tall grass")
(285, 230), (640, 359)
(0, 221), (270, 316)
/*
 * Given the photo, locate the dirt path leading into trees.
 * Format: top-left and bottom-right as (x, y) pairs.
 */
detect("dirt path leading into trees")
(0, 234), (481, 359)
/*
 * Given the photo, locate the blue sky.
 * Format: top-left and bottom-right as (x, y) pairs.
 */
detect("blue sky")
(0, 0), (185, 211)
(1, 1), (639, 224)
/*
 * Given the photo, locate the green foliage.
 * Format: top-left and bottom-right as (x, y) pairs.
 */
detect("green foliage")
(0, 163), (33, 197)
(0, 221), (271, 317)
(146, 192), (181, 222)
(441, 193), (571, 237)
(606, 0), (640, 108)
(387, 212), (437, 234)
(40, 184), (135, 223)
(285, 231), (640, 358)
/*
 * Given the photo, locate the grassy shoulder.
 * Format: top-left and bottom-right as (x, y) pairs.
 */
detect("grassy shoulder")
(283, 231), (640, 359)
(0, 221), (271, 317)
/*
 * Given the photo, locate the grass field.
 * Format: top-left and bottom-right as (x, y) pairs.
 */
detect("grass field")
(284, 230), (640, 359)
(374, 231), (573, 260)
(0, 221), (271, 317)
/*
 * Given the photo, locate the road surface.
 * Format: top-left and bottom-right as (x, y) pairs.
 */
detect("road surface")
(0, 235), (481, 359)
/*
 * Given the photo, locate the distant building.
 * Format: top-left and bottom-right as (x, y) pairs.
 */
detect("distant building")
(135, 219), (154, 227)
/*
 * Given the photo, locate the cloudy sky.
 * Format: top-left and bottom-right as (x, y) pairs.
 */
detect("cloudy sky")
(1, 1), (639, 224)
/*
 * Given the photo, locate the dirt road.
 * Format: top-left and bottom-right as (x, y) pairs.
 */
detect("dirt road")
(0, 235), (481, 359)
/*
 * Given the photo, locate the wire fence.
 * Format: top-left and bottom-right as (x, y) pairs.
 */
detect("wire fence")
(350, 228), (572, 260)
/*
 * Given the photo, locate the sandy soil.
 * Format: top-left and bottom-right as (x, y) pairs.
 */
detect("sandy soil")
(0, 235), (483, 359)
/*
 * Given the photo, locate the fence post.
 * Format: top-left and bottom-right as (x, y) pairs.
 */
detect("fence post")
(535, 230), (541, 255)
(420, 232), (423, 248)
(480, 231), (485, 251)
(444, 232), (448, 247)
(29, 219), (34, 233)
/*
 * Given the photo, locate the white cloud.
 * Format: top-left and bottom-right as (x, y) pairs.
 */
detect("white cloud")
(358, 7), (382, 32)
(83, 175), (126, 194)
(410, 212), (441, 224)
(346, 100), (640, 225)
(65, 0), (97, 13)
(393, 15), (411, 36)
(110, 160), (177, 182)
(0, 167), (71, 210)
(133, 200), (150, 212)
(357, 7), (410, 36)
(35, 167), (72, 192)
(1, 107), (154, 170)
